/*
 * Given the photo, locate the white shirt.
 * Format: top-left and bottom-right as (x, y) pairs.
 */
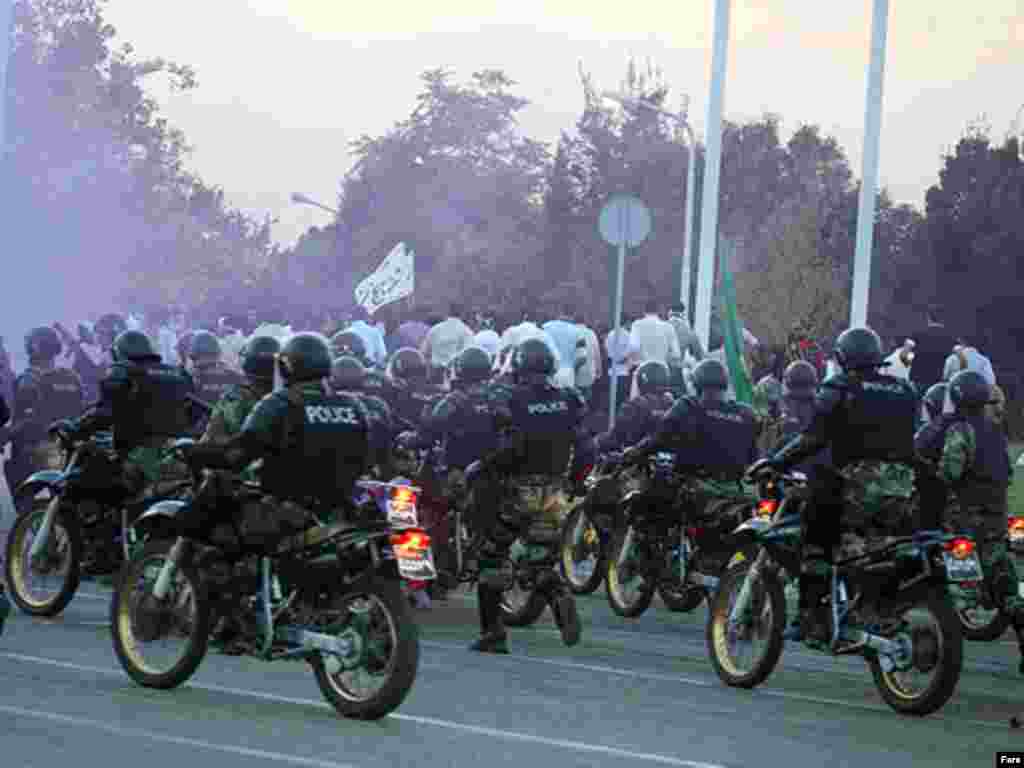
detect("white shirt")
(884, 349), (911, 381)
(497, 322), (560, 375)
(630, 314), (681, 366)
(472, 329), (501, 360)
(422, 317), (474, 368)
(942, 346), (996, 415)
(605, 327), (640, 378)
(348, 321), (388, 367)
(543, 319), (583, 374)
(576, 325), (601, 388)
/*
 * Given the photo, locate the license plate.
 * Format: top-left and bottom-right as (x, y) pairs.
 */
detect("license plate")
(944, 552), (982, 582)
(395, 546), (437, 581)
(386, 499), (419, 528)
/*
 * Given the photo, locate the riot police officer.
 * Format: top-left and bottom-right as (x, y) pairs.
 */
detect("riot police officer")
(331, 355), (394, 475)
(914, 383), (950, 461)
(188, 332), (244, 418)
(201, 336), (281, 445)
(748, 327), (919, 642)
(424, 347), (501, 472)
(333, 330), (392, 399)
(935, 371), (1024, 670)
(470, 338), (587, 654)
(181, 333), (371, 515)
(69, 330), (194, 498)
(3, 327), (84, 493)
(386, 347), (443, 429)
(595, 361), (674, 454)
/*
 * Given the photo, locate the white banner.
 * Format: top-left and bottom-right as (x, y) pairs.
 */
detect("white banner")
(354, 242), (415, 315)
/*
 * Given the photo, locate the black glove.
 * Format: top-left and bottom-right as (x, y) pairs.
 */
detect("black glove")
(48, 418), (76, 439)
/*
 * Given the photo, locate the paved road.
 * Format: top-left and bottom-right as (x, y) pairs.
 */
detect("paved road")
(1, 584), (1021, 768)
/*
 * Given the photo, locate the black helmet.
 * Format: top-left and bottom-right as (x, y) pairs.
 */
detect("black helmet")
(112, 330), (160, 363)
(387, 347), (427, 381)
(95, 313), (128, 344)
(331, 330), (367, 362)
(189, 331), (221, 362)
(692, 359), (729, 395)
(948, 370), (990, 411)
(240, 335), (281, 382)
(783, 360), (818, 394)
(25, 327), (62, 360)
(635, 361), (670, 395)
(834, 327), (884, 372)
(513, 338), (555, 378)
(923, 382), (947, 421)
(331, 355), (366, 390)
(278, 333), (332, 383)
(454, 347), (492, 383)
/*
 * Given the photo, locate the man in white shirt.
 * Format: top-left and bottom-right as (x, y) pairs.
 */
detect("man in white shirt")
(497, 309), (560, 375)
(575, 322), (601, 402)
(347, 307), (388, 368)
(941, 340), (999, 419)
(472, 315), (501, 362)
(605, 319), (640, 414)
(421, 303), (475, 381)
(630, 299), (680, 368)
(543, 306), (586, 389)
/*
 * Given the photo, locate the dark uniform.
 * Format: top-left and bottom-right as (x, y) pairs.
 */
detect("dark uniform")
(595, 361), (674, 454)
(330, 356), (394, 475)
(933, 371), (1024, 669)
(4, 328), (84, 492)
(184, 334), (371, 521)
(386, 347), (444, 430)
(72, 331), (193, 497)
(187, 331), (244, 436)
(470, 338), (587, 654)
(751, 327), (919, 642)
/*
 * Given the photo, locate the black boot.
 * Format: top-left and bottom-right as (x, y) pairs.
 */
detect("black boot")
(546, 583), (581, 647)
(784, 569), (828, 643)
(470, 584), (509, 654)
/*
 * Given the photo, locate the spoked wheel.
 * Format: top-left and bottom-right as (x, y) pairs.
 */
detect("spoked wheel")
(869, 594), (963, 716)
(111, 540), (211, 689)
(5, 497), (81, 617)
(706, 565), (786, 688)
(560, 507), (605, 595)
(605, 526), (656, 618)
(311, 577), (419, 720)
(956, 603), (1010, 642)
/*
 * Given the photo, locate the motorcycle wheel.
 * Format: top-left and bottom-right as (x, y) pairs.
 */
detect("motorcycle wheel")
(500, 580), (547, 626)
(605, 526), (656, 618)
(658, 583), (706, 613)
(868, 592), (963, 716)
(560, 507), (605, 595)
(706, 565), (786, 689)
(312, 577), (419, 720)
(5, 496), (82, 617)
(111, 539), (211, 690)
(956, 604), (1010, 642)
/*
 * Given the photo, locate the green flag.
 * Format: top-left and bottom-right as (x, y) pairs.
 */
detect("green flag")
(718, 242), (754, 405)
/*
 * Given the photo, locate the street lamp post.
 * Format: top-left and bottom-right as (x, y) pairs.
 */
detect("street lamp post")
(290, 192), (338, 216)
(1, 0), (13, 160)
(602, 91), (697, 320)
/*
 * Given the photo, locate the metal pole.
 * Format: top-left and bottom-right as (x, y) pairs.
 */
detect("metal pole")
(850, 0), (889, 328)
(694, 0), (731, 351)
(680, 123), (697, 321)
(0, 0), (13, 159)
(608, 239), (626, 431)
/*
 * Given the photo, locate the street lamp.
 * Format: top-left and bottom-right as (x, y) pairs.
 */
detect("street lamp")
(290, 192), (338, 216)
(601, 91), (698, 324)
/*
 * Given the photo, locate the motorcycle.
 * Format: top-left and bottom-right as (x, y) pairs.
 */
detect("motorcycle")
(706, 468), (971, 716)
(4, 424), (190, 617)
(110, 440), (434, 720)
(604, 451), (760, 618)
(949, 514), (1024, 642)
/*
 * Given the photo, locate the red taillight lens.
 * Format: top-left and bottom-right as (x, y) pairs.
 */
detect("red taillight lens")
(576, 465), (593, 485)
(1009, 517), (1024, 534)
(944, 538), (975, 559)
(390, 530), (430, 553)
(391, 486), (417, 505)
(757, 500), (778, 517)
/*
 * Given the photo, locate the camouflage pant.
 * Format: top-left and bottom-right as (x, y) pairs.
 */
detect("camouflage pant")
(477, 477), (568, 589)
(949, 508), (1024, 621)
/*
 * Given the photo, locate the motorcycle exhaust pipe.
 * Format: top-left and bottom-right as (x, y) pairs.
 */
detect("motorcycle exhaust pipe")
(28, 497), (62, 560)
(152, 537), (187, 600)
(838, 627), (902, 657)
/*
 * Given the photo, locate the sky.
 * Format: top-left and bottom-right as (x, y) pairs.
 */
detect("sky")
(102, 0), (1024, 246)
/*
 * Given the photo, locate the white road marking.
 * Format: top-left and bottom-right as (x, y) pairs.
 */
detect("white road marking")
(0, 703), (358, 768)
(0, 652), (724, 768)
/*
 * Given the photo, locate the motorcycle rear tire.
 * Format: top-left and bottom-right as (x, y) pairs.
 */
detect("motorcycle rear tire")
(956, 605), (1010, 642)
(5, 496), (82, 617)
